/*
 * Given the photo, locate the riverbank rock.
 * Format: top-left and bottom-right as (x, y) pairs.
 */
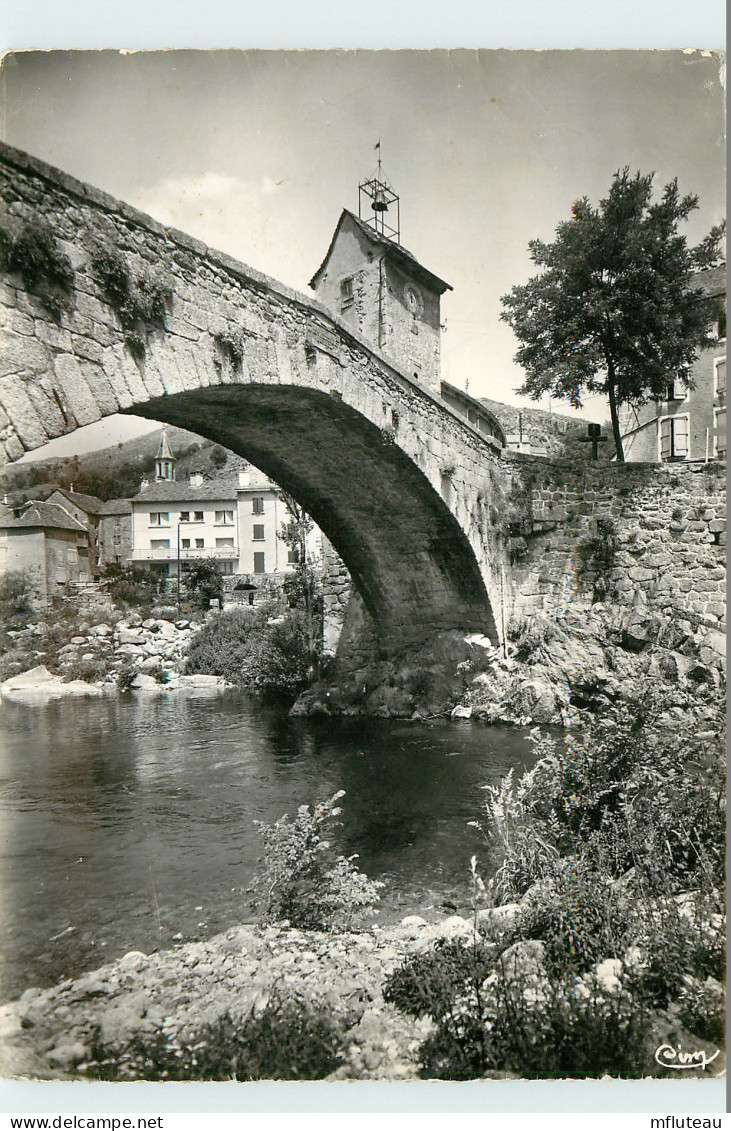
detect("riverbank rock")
(458, 602), (726, 729)
(0, 666), (103, 703)
(3, 919), (465, 1082)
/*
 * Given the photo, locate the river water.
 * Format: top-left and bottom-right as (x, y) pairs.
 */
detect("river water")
(0, 690), (536, 1000)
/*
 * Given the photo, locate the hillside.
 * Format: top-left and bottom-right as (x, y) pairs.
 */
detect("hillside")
(480, 398), (615, 461)
(0, 426), (245, 505)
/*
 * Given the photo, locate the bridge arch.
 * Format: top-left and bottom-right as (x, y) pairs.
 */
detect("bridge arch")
(129, 383), (497, 652)
(0, 142), (508, 653)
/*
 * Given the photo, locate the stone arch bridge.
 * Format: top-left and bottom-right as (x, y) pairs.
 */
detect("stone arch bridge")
(0, 143), (526, 656)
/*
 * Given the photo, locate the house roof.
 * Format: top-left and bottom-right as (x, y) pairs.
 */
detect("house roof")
(134, 476), (250, 503)
(135, 470), (276, 503)
(97, 498), (133, 515)
(309, 209), (453, 296)
(692, 262), (726, 300)
(47, 488), (105, 515)
(0, 500), (88, 532)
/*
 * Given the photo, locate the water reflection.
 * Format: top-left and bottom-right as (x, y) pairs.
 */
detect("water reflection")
(0, 692), (535, 999)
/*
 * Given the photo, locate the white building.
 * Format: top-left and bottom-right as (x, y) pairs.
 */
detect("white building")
(128, 433), (320, 585)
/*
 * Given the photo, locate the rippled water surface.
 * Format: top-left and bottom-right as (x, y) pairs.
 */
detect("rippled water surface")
(0, 690), (536, 998)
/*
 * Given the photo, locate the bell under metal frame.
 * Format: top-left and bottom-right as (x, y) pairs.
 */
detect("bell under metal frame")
(358, 176), (400, 243)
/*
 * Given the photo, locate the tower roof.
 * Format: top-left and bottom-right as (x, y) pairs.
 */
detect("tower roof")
(157, 430), (175, 461)
(309, 210), (453, 296)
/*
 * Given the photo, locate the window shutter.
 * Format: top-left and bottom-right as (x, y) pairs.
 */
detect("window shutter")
(660, 419), (672, 459)
(716, 359), (726, 397)
(673, 417), (689, 457)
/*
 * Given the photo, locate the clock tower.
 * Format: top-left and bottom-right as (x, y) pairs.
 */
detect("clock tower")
(309, 157), (452, 394)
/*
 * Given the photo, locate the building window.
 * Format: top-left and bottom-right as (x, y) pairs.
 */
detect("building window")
(181, 538), (191, 549)
(180, 511), (190, 522)
(252, 497), (265, 514)
(67, 547), (78, 564)
(150, 539), (170, 554)
(659, 416), (689, 461)
(715, 356), (726, 402)
(215, 510), (234, 525)
(195, 538), (205, 549)
(340, 276), (354, 309)
(216, 538), (235, 550)
(253, 552), (266, 574)
(253, 524), (265, 541)
(193, 511), (204, 523)
(664, 381), (686, 402)
(220, 561), (234, 575)
(287, 549), (300, 564)
(149, 512), (170, 526)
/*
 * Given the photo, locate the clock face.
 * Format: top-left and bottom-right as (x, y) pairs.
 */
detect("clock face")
(404, 284), (423, 315)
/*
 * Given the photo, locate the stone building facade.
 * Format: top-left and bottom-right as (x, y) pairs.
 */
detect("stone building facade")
(309, 210), (452, 395)
(0, 499), (93, 601)
(97, 498), (133, 567)
(619, 264), (726, 463)
(45, 488), (104, 575)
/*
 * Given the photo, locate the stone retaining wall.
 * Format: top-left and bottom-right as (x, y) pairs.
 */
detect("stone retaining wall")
(502, 456), (726, 646)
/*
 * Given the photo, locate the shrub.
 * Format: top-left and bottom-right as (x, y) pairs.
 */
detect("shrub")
(84, 992), (344, 1081)
(383, 938), (494, 1021)
(677, 976), (725, 1045)
(213, 330), (246, 369)
(116, 659), (138, 693)
(245, 612), (314, 695)
(481, 694), (725, 903)
(507, 613), (563, 662)
(183, 605), (267, 684)
(101, 563), (165, 611)
(0, 644), (39, 683)
(386, 933), (650, 1079)
(62, 656), (109, 684)
(513, 861), (645, 982)
(399, 690), (726, 1078)
(0, 569), (36, 628)
(478, 967), (650, 1080)
(252, 790), (384, 931)
(576, 517), (618, 601)
(184, 605), (315, 696)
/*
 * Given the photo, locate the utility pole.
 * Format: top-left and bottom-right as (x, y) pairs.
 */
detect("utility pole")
(176, 522), (181, 614)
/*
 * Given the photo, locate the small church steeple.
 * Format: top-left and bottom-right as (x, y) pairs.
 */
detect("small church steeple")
(155, 429), (176, 482)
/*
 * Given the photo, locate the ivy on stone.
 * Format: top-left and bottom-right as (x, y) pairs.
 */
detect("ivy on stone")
(0, 215), (75, 320)
(89, 239), (172, 359)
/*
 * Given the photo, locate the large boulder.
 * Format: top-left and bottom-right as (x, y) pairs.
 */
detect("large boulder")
(0, 666), (103, 702)
(510, 677), (565, 724)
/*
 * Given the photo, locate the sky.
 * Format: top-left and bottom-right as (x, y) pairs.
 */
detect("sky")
(0, 48), (726, 458)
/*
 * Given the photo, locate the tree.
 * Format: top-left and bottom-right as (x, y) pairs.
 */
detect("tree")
(182, 557), (224, 612)
(278, 492), (323, 680)
(500, 169), (725, 461)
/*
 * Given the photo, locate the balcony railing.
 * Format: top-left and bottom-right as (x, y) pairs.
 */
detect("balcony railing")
(129, 547), (238, 562)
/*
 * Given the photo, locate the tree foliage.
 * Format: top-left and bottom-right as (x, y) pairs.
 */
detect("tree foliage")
(278, 491), (323, 678)
(182, 557), (224, 611)
(500, 169), (725, 460)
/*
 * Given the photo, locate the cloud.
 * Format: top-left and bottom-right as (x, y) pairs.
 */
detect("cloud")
(133, 171), (289, 267)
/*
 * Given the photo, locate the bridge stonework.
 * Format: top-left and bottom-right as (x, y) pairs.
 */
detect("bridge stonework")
(0, 144), (725, 663)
